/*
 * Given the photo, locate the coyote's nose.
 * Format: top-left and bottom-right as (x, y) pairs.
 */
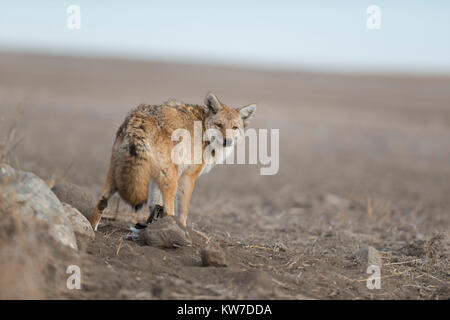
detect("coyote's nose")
(223, 138), (233, 147)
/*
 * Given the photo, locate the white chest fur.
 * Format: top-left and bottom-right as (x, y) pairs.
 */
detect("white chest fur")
(176, 144), (234, 177)
(198, 145), (234, 176)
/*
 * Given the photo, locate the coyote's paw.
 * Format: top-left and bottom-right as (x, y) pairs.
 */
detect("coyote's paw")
(127, 205), (168, 241)
(125, 226), (142, 241)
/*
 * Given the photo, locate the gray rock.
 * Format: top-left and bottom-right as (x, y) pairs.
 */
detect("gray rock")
(201, 246), (228, 267)
(62, 203), (95, 240)
(0, 164), (78, 250)
(353, 245), (382, 267)
(144, 216), (191, 248)
(52, 181), (96, 220)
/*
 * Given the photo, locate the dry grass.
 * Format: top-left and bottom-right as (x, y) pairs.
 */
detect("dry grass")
(0, 104), (23, 165)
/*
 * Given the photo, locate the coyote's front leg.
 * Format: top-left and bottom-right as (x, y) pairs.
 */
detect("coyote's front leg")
(177, 170), (200, 227)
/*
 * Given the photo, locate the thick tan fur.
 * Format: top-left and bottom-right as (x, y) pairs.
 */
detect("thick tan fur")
(89, 92), (256, 230)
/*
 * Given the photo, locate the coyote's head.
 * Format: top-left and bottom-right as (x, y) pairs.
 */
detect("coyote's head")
(203, 92), (256, 149)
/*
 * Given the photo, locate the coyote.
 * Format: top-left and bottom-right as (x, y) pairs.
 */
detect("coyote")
(89, 92), (256, 230)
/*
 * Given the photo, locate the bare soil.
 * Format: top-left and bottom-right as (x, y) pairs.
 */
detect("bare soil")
(0, 51), (449, 299)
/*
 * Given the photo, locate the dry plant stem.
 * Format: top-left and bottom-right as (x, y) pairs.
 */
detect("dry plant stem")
(0, 104), (23, 163)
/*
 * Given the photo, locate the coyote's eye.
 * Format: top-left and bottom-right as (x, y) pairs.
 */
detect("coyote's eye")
(232, 126), (238, 130)
(215, 123), (223, 128)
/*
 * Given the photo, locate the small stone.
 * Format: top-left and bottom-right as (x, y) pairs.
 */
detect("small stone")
(201, 246), (228, 267)
(144, 216), (191, 248)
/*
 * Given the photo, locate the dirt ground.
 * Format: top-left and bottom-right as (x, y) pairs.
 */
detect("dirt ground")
(0, 51), (449, 299)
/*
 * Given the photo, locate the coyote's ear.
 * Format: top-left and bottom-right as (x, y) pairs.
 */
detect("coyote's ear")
(204, 92), (222, 114)
(239, 104), (257, 124)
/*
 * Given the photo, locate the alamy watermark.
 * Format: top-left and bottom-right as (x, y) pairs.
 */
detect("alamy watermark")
(366, 265), (381, 289)
(366, 5), (381, 30)
(67, 5), (81, 30)
(66, 265), (81, 290)
(171, 121), (279, 175)
(66, 5), (381, 31)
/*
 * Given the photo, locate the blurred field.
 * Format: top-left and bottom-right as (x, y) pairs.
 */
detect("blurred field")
(0, 51), (449, 299)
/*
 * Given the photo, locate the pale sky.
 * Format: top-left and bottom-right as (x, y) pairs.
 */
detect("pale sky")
(1, 0), (449, 73)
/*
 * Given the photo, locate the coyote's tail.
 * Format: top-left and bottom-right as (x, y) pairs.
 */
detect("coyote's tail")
(113, 115), (151, 211)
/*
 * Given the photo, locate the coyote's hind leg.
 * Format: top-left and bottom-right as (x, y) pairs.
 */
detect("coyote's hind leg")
(90, 161), (116, 231)
(147, 204), (164, 224)
(148, 179), (163, 223)
(134, 179), (163, 229)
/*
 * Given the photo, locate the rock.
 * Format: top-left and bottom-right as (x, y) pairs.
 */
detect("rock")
(0, 195), (76, 299)
(352, 245), (382, 267)
(52, 181), (96, 220)
(201, 246), (228, 267)
(144, 216), (191, 248)
(0, 163), (78, 250)
(61, 203), (95, 240)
